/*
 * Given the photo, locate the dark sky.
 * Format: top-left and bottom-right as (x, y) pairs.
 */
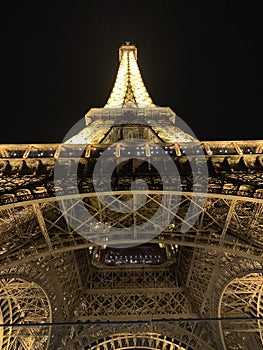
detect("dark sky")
(0, 0), (262, 144)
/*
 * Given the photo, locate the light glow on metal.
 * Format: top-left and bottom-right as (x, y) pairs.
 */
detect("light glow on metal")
(105, 44), (155, 108)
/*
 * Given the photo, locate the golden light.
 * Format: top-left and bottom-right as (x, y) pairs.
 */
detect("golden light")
(105, 44), (155, 108)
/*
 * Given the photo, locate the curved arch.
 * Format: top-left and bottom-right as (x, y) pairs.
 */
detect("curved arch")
(204, 258), (263, 349)
(0, 276), (52, 349)
(1, 262), (69, 319)
(0, 192), (262, 270)
(0, 189), (262, 210)
(88, 332), (189, 350)
(65, 321), (215, 350)
(218, 272), (263, 350)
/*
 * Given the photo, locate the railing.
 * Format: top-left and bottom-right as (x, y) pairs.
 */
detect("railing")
(0, 140), (262, 159)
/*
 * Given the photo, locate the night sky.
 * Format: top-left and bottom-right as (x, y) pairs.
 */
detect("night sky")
(1, 0), (262, 144)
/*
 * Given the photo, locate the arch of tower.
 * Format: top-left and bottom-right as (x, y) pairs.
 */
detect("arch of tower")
(0, 44), (262, 349)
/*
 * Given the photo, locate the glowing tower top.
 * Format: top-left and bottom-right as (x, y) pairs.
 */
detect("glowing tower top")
(66, 43), (196, 144)
(105, 43), (155, 108)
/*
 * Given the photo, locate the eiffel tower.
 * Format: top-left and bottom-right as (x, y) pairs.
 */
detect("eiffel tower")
(0, 43), (262, 350)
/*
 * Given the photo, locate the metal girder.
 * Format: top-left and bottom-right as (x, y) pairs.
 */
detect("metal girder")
(219, 273), (263, 350)
(73, 287), (195, 322)
(88, 333), (190, 350)
(0, 277), (52, 349)
(219, 199), (237, 243)
(32, 203), (53, 250)
(197, 258), (263, 349)
(62, 321), (215, 350)
(0, 52), (262, 349)
(0, 192), (262, 269)
(88, 267), (178, 289)
(0, 187), (261, 349)
(0, 140), (262, 161)
(72, 267), (193, 322)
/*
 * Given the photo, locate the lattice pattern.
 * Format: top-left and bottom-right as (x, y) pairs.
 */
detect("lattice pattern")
(89, 333), (188, 350)
(0, 193), (262, 270)
(0, 277), (51, 349)
(88, 268), (178, 289)
(74, 287), (194, 322)
(104, 44), (154, 108)
(63, 322), (215, 350)
(0, 43), (262, 350)
(219, 273), (263, 349)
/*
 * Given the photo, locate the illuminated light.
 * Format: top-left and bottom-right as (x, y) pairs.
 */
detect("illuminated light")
(104, 44), (155, 108)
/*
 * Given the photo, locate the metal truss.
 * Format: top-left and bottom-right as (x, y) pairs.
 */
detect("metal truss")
(74, 286), (194, 322)
(0, 262), (67, 319)
(0, 191), (262, 269)
(0, 191), (262, 348)
(196, 258), (263, 349)
(87, 267), (178, 289)
(0, 277), (51, 349)
(0, 140), (262, 160)
(0, 252), (90, 349)
(62, 321), (215, 350)
(0, 147), (262, 349)
(218, 273), (263, 349)
(67, 266), (189, 322)
(0, 42), (262, 349)
(87, 332), (195, 350)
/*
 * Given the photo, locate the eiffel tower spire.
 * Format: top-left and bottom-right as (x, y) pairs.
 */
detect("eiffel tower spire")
(105, 43), (155, 108)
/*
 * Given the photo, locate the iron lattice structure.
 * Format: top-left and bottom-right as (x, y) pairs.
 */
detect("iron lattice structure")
(0, 44), (262, 349)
